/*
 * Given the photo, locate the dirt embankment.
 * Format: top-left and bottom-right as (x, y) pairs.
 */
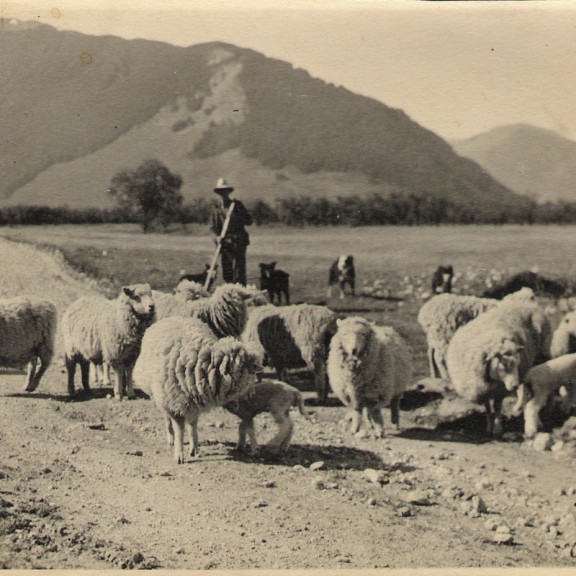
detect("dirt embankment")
(0, 237), (575, 571)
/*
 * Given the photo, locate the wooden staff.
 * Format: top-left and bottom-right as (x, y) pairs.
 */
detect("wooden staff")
(204, 201), (236, 291)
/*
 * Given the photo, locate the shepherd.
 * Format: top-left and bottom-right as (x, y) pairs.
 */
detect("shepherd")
(210, 178), (253, 286)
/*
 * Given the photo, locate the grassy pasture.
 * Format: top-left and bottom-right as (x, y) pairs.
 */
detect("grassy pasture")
(1, 223), (575, 381)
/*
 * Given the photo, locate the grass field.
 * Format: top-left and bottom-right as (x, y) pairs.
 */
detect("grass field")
(1, 223), (574, 381)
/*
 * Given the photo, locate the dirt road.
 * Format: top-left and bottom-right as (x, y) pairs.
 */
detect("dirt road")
(0, 237), (575, 570)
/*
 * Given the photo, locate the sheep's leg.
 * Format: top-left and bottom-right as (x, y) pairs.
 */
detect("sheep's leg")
(113, 366), (124, 400)
(185, 411), (200, 458)
(390, 395), (401, 430)
(524, 398), (544, 438)
(171, 416), (186, 464)
(367, 406), (385, 438)
(484, 399), (494, 437)
(268, 411), (293, 452)
(80, 359), (91, 393)
(237, 420), (249, 452)
(427, 347), (437, 379)
(492, 396), (504, 438)
(350, 408), (363, 434)
(65, 356), (77, 397)
(246, 419), (260, 455)
(313, 357), (328, 403)
(165, 416), (174, 447)
(23, 358), (37, 392)
(124, 364), (136, 399)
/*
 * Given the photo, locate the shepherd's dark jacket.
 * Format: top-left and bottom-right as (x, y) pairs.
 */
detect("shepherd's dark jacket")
(210, 200), (253, 247)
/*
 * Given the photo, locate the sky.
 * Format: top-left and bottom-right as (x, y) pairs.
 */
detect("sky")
(2, 0), (576, 141)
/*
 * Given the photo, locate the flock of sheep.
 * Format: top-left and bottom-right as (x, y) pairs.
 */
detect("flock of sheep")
(1, 269), (575, 464)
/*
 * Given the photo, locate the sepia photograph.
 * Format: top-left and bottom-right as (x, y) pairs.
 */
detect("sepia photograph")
(0, 0), (576, 571)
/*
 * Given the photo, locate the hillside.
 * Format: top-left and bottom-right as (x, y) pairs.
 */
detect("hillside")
(452, 124), (576, 203)
(1, 20), (529, 218)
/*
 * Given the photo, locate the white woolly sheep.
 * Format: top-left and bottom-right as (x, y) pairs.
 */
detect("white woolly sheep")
(242, 303), (338, 402)
(133, 316), (262, 464)
(512, 353), (576, 438)
(550, 310), (576, 358)
(62, 283), (156, 400)
(418, 287), (536, 380)
(327, 316), (413, 437)
(224, 379), (308, 455)
(0, 296), (57, 392)
(445, 301), (551, 437)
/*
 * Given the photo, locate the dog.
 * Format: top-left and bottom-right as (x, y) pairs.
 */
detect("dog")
(179, 263), (217, 291)
(224, 380), (308, 455)
(327, 255), (355, 299)
(259, 262), (290, 305)
(431, 265), (453, 295)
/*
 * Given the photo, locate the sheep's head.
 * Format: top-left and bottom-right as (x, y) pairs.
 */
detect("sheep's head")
(336, 317), (373, 370)
(122, 283), (156, 322)
(502, 287), (536, 303)
(487, 342), (523, 392)
(174, 279), (210, 302)
(204, 284), (248, 338)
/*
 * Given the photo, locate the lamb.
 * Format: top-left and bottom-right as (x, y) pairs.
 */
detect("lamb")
(418, 287), (536, 380)
(133, 316), (262, 463)
(327, 316), (413, 437)
(0, 296), (57, 392)
(512, 353), (576, 438)
(224, 379), (308, 455)
(550, 310), (576, 358)
(445, 301), (551, 437)
(62, 283), (156, 399)
(242, 303), (338, 402)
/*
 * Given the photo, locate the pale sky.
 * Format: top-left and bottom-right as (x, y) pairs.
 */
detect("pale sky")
(2, 0), (576, 141)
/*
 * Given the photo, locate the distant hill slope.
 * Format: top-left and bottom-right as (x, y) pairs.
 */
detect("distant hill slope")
(452, 124), (576, 203)
(1, 21), (529, 218)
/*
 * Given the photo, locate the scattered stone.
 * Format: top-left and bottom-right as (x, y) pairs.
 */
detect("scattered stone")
(397, 506), (413, 517)
(310, 461), (325, 471)
(363, 469), (387, 484)
(475, 480), (493, 491)
(116, 517), (130, 525)
(292, 465), (306, 472)
(312, 478), (325, 490)
(470, 495), (488, 514)
(254, 501), (268, 509)
(367, 497), (377, 506)
(159, 471), (173, 477)
(533, 433), (553, 452)
(496, 524), (511, 534)
(493, 532), (515, 545)
(484, 519), (499, 531)
(404, 490), (434, 506)
(263, 481), (276, 488)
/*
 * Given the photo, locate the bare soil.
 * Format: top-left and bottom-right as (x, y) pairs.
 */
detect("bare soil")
(0, 237), (575, 570)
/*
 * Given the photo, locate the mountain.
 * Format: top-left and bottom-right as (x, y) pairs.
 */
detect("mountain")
(452, 124), (576, 203)
(0, 20), (529, 218)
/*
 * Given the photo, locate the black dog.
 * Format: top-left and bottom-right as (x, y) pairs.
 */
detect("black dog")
(179, 263), (217, 291)
(431, 265), (453, 295)
(327, 255), (355, 299)
(483, 270), (565, 300)
(259, 262), (290, 305)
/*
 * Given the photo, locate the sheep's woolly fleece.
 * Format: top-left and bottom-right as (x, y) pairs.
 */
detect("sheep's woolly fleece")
(61, 283), (156, 367)
(0, 295), (57, 368)
(327, 316), (413, 411)
(133, 316), (262, 416)
(417, 288), (536, 377)
(445, 302), (551, 403)
(242, 304), (337, 370)
(550, 310), (576, 358)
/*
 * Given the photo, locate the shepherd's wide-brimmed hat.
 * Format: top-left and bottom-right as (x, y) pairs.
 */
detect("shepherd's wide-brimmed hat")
(213, 177), (234, 194)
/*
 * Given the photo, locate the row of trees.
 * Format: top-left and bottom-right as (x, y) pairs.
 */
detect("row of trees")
(3, 159), (576, 229)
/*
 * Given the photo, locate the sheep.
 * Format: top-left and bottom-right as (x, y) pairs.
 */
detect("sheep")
(133, 316), (262, 463)
(224, 379), (308, 455)
(445, 301), (551, 437)
(0, 296), (57, 392)
(152, 280), (210, 321)
(512, 353), (576, 438)
(418, 287), (536, 380)
(327, 316), (413, 437)
(550, 310), (576, 358)
(242, 303), (338, 402)
(62, 283), (156, 400)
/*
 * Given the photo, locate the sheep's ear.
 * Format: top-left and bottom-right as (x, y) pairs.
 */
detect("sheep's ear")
(122, 286), (134, 298)
(336, 318), (343, 327)
(270, 261), (277, 268)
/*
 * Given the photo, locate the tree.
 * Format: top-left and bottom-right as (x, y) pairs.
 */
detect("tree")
(108, 159), (183, 232)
